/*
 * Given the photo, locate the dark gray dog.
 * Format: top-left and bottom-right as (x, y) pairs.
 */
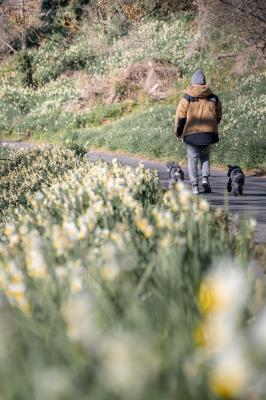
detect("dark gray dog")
(166, 162), (185, 188)
(227, 165), (245, 196)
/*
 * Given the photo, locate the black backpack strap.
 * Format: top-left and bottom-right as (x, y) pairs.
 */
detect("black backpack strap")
(184, 93), (219, 103)
(184, 93), (219, 104)
(183, 93), (199, 103)
(207, 94), (219, 103)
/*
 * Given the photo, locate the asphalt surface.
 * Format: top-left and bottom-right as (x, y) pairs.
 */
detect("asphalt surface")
(1, 142), (265, 243)
(87, 150), (266, 244)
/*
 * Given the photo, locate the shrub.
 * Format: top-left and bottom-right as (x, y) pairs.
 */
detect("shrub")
(32, 38), (97, 85)
(16, 52), (35, 88)
(0, 77), (77, 134)
(0, 146), (80, 224)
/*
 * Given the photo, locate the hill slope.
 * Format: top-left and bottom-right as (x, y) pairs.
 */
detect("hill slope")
(0, 12), (265, 170)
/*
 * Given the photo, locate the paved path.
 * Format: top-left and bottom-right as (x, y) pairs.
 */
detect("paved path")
(87, 151), (266, 244)
(1, 142), (265, 243)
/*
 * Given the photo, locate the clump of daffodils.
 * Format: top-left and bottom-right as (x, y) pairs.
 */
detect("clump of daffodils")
(0, 146), (80, 224)
(0, 148), (261, 399)
(99, 331), (160, 396)
(0, 154), (214, 315)
(194, 259), (266, 399)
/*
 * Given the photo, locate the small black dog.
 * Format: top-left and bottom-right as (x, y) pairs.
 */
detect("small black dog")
(227, 165), (245, 196)
(166, 162), (185, 188)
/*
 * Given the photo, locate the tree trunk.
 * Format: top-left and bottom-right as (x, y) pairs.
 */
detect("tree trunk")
(185, 0), (210, 58)
(20, 0), (27, 51)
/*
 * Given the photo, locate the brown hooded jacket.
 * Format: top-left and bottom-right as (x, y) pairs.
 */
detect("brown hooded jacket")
(174, 85), (222, 146)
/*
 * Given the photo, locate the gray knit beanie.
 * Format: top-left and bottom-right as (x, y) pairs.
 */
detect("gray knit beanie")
(191, 69), (206, 85)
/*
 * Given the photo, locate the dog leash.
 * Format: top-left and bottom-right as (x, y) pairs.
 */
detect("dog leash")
(178, 157), (187, 166)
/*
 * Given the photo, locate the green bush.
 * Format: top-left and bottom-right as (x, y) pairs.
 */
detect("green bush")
(32, 38), (97, 85)
(0, 78), (77, 134)
(16, 52), (35, 88)
(30, 15), (193, 81)
(0, 146), (80, 224)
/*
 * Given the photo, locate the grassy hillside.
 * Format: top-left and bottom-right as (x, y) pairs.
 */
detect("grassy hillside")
(0, 14), (265, 169)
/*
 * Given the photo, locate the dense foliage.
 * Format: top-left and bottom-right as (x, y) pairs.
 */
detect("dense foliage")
(0, 147), (81, 224)
(0, 16), (265, 169)
(0, 149), (262, 399)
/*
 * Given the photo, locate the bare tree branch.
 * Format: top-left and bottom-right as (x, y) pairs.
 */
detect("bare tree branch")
(216, 0), (266, 24)
(0, 35), (17, 53)
(191, 0), (266, 60)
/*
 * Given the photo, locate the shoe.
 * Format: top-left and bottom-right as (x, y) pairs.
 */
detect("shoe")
(192, 185), (199, 195)
(202, 177), (211, 193)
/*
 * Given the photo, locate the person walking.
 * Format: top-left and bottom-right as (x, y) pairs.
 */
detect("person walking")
(174, 69), (222, 194)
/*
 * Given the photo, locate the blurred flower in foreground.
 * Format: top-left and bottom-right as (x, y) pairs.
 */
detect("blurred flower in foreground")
(195, 314), (237, 351)
(34, 367), (70, 400)
(99, 332), (160, 397)
(24, 231), (48, 279)
(63, 292), (100, 350)
(209, 346), (249, 399)
(251, 306), (266, 354)
(198, 260), (248, 316)
(0, 310), (9, 360)
(135, 217), (154, 239)
(196, 259), (254, 399)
